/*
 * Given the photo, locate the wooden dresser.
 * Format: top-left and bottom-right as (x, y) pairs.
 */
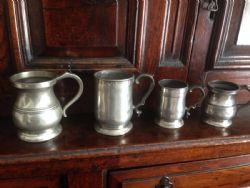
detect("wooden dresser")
(1, 107), (250, 188)
(1, 0), (250, 187)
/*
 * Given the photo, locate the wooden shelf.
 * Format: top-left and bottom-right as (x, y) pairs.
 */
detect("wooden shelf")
(1, 107), (250, 166)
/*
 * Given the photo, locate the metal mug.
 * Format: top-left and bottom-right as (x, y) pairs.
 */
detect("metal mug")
(94, 70), (155, 136)
(10, 71), (84, 142)
(156, 79), (205, 129)
(202, 80), (250, 128)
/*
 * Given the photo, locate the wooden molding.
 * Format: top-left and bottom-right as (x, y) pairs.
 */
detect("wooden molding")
(159, 0), (199, 68)
(207, 0), (250, 70)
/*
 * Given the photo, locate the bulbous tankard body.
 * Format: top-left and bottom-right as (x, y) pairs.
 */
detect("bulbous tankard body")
(202, 80), (250, 128)
(10, 71), (83, 142)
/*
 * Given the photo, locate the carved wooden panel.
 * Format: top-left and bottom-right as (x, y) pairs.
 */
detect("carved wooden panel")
(188, 0), (250, 104)
(142, 0), (199, 80)
(42, 0), (120, 56)
(161, 0), (190, 67)
(207, 0), (250, 70)
(7, 0), (147, 71)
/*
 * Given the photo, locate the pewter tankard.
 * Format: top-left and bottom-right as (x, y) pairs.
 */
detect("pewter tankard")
(156, 79), (205, 129)
(94, 70), (155, 136)
(10, 71), (83, 142)
(202, 80), (250, 128)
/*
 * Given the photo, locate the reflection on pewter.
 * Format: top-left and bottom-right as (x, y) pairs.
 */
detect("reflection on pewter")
(202, 80), (250, 128)
(94, 70), (155, 136)
(10, 71), (83, 142)
(156, 79), (205, 129)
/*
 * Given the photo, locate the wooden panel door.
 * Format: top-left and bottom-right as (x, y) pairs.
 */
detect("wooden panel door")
(142, 0), (199, 81)
(188, 0), (250, 93)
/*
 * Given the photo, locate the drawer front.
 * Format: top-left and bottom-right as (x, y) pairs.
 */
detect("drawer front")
(109, 155), (250, 188)
(0, 176), (61, 188)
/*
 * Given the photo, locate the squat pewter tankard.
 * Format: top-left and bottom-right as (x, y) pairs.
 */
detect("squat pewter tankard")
(202, 80), (250, 128)
(94, 70), (155, 136)
(156, 79), (205, 129)
(10, 71), (83, 142)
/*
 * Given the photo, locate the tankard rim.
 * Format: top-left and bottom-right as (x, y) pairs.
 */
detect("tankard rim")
(10, 70), (57, 89)
(208, 80), (239, 94)
(158, 79), (188, 89)
(94, 69), (134, 82)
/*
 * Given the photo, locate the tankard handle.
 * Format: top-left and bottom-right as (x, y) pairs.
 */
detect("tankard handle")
(133, 74), (155, 116)
(237, 85), (250, 111)
(240, 84), (250, 92)
(56, 72), (84, 117)
(186, 85), (206, 117)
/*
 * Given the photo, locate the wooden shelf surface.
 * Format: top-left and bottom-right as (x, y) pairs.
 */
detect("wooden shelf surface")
(1, 107), (250, 165)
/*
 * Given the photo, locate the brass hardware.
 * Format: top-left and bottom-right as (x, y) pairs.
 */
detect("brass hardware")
(156, 176), (173, 188)
(68, 61), (73, 73)
(203, 0), (219, 12)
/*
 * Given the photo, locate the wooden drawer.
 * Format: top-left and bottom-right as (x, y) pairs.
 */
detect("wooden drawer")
(109, 155), (250, 188)
(0, 176), (62, 188)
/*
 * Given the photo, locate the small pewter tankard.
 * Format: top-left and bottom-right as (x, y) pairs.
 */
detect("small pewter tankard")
(10, 71), (83, 142)
(94, 70), (155, 136)
(156, 79), (205, 129)
(202, 80), (250, 128)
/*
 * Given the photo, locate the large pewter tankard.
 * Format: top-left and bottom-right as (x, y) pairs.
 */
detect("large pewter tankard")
(94, 70), (155, 136)
(202, 80), (250, 128)
(10, 71), (83, 142)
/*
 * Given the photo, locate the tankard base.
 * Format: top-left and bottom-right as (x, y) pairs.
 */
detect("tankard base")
(94, 122), (133, 136)
(18, 125), (62, 142)
(156, 118), (183, 129)
(202, 117), (232, 128)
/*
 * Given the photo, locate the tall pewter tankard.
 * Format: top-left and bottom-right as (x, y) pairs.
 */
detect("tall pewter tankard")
(94, 70), (155, 136)
(10, 71), (83, 142)
(156, 79), (205, 129)
(202, 80), (250, 128)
